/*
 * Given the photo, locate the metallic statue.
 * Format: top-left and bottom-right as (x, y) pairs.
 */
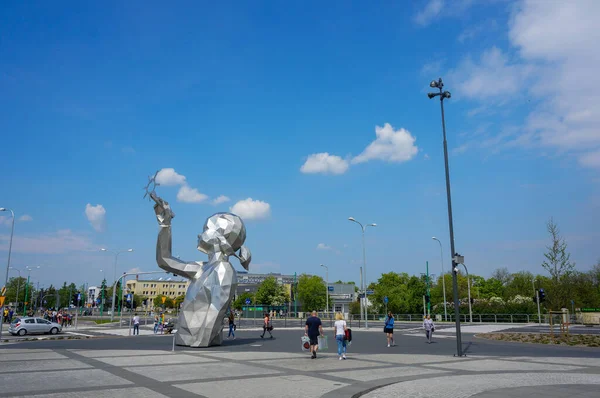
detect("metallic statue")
(146, 173), (251, 347)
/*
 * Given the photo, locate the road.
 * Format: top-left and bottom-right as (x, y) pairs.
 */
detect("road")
(1, 327), (600, 398)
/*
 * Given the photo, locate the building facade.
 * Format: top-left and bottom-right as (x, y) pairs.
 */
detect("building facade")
(329, 283), (356, 316)
(125, 277), (188, 304)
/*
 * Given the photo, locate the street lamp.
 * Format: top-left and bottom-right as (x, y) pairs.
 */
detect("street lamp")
(23, 266), (40, 315)
(320, 264), (329, 318)
(0, 208), (15, 343)
(455, 262), (472, 323)
(432, 237), (448, 322)
(100, 248), (133, 321)
(428, 77), (463, 356)
(348, 217), (376, 329)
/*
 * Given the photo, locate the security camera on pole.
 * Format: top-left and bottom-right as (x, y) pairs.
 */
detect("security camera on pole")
(428, 78), (464, 357)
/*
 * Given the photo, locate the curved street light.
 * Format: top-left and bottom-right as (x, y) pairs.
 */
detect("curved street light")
(348, 217), (376, 329)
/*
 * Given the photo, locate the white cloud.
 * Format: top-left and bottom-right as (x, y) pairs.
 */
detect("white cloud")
(177, 185), (208, 203)
(447, 47), (534, 101)
(85, 204), (106, 232)
(126, 267), (143, 274)
(212, 195), (231, 205)
(0, 216), (12, 227)
(0, 229), (94, 254)
(300, 153), (349, 175)
(352, 123), (419, 164)
(230, 198), (271, 221)
(414, 0), (445, 26)
(156, 168), (186, 186)
(19, 214), (33, 222)
(444, 1), (600, 168)
(317, 243), (331, 250)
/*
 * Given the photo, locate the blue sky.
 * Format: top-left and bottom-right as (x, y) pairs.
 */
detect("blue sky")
(1, 1), (599, 289)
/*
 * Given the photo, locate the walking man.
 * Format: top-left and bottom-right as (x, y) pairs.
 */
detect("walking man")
(133, 313), (140, 336)
(423, 314), (435, 343)
(304, 311), (324, 359)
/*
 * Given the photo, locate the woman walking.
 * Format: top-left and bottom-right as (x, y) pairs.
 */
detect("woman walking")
(227, 311), (236, 339)
(260, 312), (273, 338)
(334, 312), (348, 360)
(423, 314), (435, 343)
(384, 311), (395, 347)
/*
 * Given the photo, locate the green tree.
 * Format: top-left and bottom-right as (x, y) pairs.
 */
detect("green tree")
(370, 272), (427, 314)
(232, 292), (254, 310)
(296, 274), (326, 312)
(542, 218), (575, 310)
(5, 276), (27, 309)
(255, 276), (289, 306)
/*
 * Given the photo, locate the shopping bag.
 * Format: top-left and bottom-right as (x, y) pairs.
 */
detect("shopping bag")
(318, 335), (328, 350)
(301, 335), (310, 351)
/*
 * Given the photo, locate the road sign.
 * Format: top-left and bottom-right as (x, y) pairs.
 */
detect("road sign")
(77, 293), (81, 302)
(161, 296), (167, 304)
(328, 286), (334, 292)
(245, 298), (251, 305)
(0, 297), (5, 307)
(1, 286), (6, 296)
(126, 294), (132, 302)
(383, 296), (388, 304)
(366, 289), (374, 295)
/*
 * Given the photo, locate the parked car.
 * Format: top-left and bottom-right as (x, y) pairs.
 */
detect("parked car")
(8, 317), (62, 336)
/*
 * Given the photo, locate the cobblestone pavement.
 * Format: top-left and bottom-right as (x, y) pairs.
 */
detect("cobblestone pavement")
(1, 329), (599, 398)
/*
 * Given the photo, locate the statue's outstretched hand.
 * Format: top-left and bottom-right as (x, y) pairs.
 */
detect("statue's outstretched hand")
(151, 193), (175, 226)
(237, 245), (251, 270)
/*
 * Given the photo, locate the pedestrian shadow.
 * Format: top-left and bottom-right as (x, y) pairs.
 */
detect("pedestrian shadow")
(220, 337), (268, 346)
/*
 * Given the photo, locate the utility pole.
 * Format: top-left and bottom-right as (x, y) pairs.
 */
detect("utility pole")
(426, 261), (431, 315)
(294, 272), (297, 317)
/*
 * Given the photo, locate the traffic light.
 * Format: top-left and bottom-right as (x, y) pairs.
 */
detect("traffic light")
(538, 289), (546, 303)
(470, 297), (474, 305)
(425, 295), (430, 303)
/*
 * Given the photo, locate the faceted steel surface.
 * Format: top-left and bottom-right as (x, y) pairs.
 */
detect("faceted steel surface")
(150, 192), (251, 347)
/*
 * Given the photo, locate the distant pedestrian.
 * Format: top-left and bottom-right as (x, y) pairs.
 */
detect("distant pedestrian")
(334, 312), (348, 360)
(384, 311), (395, 347)
(133, 313), (140, 335)
(153, 314), (159, 334)
(260, 313), (273, 339)
(8, 308), (13, 323)
(227, 311), (236, 339)
(304, 311), (323, 359)
(423, 315), (435, 343)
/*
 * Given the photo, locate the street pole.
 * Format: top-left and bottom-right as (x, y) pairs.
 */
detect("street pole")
(294, 272), (297, 317)
(75, 294), (80, 329)
(426, 261), (431, 316)
(428, 77), (462, 356)
(423, 295), (426, 317)
(348, 218), (376, 330)
(467, 276), (472, 323)
(0, 208), (15, 339)
(101, 248), (133, 323)
(532, 279), (541, 324)
(359, 266), (363, 326)
(321, 264), (329, 319)
(23, 274), (30, 316)
(433, 237), (448, 321)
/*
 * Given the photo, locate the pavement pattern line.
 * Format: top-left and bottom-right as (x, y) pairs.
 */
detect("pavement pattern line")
(2, 329), (600, 398)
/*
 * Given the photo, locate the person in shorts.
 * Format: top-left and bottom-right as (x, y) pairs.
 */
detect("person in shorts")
(304, 311), (323, 359)
(384, 311), (395, 347)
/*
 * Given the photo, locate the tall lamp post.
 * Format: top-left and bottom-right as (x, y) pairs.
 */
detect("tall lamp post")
(9, 267), (21, 311)
(432, 237), (448, 321)
(23, 266), (40, 316)
(348, 217), (376, 329)
(428, 77), (463, 356)
(0, 207), (15, 343)
(101, 248), (133, 321)
(320, 264), (329, 319)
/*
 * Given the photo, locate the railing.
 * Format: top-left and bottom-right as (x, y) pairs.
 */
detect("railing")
(230, 312), (549, 329)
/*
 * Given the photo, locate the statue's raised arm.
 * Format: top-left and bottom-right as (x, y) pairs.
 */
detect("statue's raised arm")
(150, 192), (202, 279)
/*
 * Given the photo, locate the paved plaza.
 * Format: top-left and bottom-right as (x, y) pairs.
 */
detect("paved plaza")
(1, 326), (600, 398)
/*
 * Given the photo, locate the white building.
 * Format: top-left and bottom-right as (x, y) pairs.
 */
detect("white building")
(87, 286), (100, 307)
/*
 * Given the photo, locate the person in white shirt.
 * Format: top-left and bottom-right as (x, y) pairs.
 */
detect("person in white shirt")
(334, 312), (348, 360)
(423, 315), (435, 343)
(133, 313), (140, 336)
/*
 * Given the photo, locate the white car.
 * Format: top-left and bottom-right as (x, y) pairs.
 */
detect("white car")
(8, 317), (62, 336)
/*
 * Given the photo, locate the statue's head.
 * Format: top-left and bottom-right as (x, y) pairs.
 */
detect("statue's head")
(198, 212), (251, 269)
